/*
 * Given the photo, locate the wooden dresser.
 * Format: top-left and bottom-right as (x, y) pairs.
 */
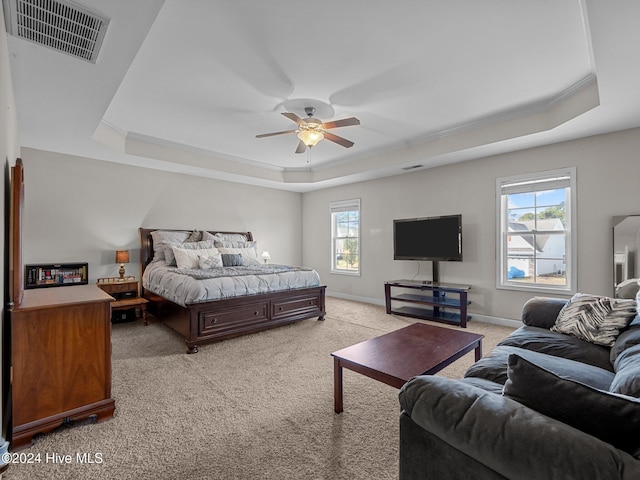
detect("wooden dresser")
(10, 284), (116, 450)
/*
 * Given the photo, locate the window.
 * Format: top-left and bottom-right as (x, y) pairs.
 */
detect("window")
(331, 199), (360, 275)
(497, 168), (576, 292)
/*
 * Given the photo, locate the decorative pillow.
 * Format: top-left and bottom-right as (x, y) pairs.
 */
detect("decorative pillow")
(202, 231), (248, 243)
(503, 353), (640, 458)
(221, 253), (244, 267)
(172, 246), (220, 270)
(198, 253), (223, 269)
(218, 247), (260, 265)
(164, 239), (215, 266)
(551, 293), (637, 347)
(213, 239), (257, 249)
(150, 230), (190, 261)
(185, 229), (202, 242)
(615, 278), (640, 299)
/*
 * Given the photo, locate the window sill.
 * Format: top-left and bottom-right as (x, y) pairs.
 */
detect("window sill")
(331, 270), (360, 277)
(497, 283), (574, 295)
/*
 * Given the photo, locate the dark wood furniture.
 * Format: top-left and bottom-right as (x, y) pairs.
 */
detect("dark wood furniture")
(10, 285), (116, 450)
(139, 228), (326, 354)
(385, 279), (471, 327)
(97, 278), (149, 325)
(330, 323), (483, 413)
(8, 159), (115, 450)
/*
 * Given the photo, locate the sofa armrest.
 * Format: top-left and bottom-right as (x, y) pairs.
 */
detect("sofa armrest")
(399, 375), (640, 480)
(521, 296), (568, 329)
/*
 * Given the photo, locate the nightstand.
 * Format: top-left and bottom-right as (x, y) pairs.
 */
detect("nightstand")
(97, 277), (149, 325)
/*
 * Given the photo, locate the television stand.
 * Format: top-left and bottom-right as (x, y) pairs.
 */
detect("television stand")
(384, 279), (471, 327)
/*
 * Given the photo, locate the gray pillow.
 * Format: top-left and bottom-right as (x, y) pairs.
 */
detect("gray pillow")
(164, 239), (215, 266)
(185, 229), (202, 242)
(503, 353), (640, 458)
(221, 253), (244, 267)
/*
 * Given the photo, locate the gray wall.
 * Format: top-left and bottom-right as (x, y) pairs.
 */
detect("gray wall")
(21, 149), (303, 281)
(303, 127), (640, 320)
(18, 129), (640, 323)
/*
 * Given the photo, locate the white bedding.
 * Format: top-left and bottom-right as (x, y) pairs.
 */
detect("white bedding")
(142, 260), (322, 307)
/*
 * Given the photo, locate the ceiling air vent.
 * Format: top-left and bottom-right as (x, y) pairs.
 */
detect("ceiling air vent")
(3, 0), (110, 63)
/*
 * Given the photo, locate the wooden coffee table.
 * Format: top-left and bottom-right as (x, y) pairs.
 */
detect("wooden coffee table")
(331, 323), (483, 413)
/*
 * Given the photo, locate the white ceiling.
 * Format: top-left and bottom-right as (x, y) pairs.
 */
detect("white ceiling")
(5, 0), (640, 192)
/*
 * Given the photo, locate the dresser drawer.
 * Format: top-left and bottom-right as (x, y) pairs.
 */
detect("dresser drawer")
(98, 281), (137, 294)
(272, 294), (320, 320)
(198, 301), (269, 336)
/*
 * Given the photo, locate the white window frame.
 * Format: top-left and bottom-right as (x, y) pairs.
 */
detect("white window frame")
(496, 167), (576, 293)
(330, 199), (361, 276)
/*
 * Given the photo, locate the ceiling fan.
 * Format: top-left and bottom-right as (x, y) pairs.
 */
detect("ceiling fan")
(256, 107), (360, 154)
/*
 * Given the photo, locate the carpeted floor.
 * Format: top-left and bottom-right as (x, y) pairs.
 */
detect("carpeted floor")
(5, 297), (516, 480)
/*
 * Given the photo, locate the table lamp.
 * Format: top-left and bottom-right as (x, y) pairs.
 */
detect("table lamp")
(261, 251), (271, 264)
(115, 250), (130, 279)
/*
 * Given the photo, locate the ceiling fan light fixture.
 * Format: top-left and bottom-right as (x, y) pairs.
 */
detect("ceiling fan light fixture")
(298, 129), (324, 147)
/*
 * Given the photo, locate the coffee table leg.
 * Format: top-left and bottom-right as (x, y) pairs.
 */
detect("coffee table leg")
(334, 357), (343, 413)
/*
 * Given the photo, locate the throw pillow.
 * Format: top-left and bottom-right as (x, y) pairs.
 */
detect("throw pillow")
(185, 229), (202, 242)
(503, 353), (640, 458)
(164, 239), (216, 266)
(551, 293), (637, 347)
(198, 253), (223, 269)
(221, 253), (244, 267)
(172, 246), (220, 270)
(218, 247), (261, 266)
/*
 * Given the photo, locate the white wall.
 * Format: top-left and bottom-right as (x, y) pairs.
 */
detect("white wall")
(303, 127), (640, 320)
(21, 149), (302, 281)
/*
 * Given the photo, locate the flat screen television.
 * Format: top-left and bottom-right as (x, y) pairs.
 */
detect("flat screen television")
(393, 214), (462, 261)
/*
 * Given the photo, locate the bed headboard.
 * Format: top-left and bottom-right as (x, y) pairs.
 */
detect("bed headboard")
(138, 228), (254, 277)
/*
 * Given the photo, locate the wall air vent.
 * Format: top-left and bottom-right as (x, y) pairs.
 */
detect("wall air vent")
(2, 0), (109, 63)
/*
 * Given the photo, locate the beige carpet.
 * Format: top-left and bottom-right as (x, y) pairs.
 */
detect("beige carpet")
(5, 297), (516, 480)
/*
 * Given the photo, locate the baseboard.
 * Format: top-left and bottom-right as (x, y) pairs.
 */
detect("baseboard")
(326, 291), (522, 329)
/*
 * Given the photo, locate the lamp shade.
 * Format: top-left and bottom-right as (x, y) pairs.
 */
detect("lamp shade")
(115, 250), (130, 264)
(297, 129), (324, 147)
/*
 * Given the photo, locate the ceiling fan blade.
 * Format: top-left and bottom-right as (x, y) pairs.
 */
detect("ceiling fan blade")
(322, 117), (361, 129)
(323, 131), (355, 148)
(281, 112), (305, 126)
(256, 129), (297, 138)
(295, 140), (307, 154)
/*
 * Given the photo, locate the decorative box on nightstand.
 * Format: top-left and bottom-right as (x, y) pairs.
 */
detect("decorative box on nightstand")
(97, 277), (149, 324)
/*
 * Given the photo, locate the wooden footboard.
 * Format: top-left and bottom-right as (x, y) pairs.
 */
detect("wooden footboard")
(146, 286), (326, 353)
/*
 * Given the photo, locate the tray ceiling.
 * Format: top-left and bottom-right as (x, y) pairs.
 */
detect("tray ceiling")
(5, 0), (640, 191)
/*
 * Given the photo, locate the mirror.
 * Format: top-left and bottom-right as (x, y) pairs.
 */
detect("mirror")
(613, 215), (640, 296)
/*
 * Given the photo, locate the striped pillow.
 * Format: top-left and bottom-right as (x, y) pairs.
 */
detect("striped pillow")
(552, 293), (637, 347)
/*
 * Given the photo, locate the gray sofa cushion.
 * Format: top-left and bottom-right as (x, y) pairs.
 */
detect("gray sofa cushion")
(503, 353), (640, 458)
(611, 343), (640, 397)
(399, 375), (640, 480)
(465, 346), (614, 389)
(459, 376), (505, 394)
(521, 296), (567, 329)
(498, 326), (613, 371)
(611, 324), (640, 363)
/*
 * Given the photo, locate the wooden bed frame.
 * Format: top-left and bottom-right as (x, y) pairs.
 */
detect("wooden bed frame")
(139, 228), (326, 353)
